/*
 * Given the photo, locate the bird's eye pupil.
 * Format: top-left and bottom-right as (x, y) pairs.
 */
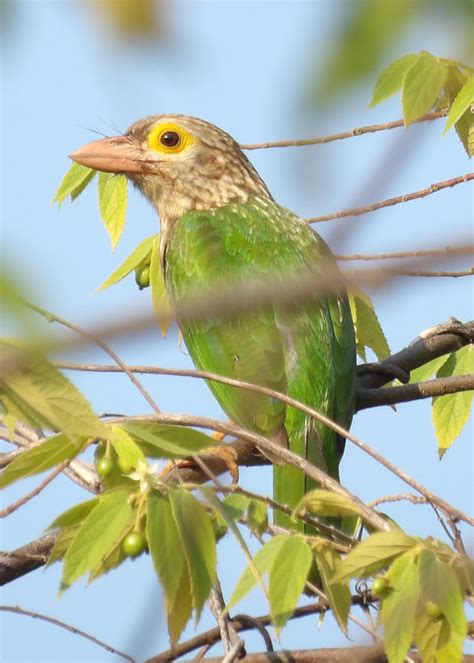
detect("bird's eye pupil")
(160, 131), (180, 147)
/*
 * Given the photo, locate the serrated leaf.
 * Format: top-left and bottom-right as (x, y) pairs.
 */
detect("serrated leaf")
(97, 235), (155, 291)
(370, 53), (419, 107)
(349, 288), (390, 362)
(444, 76), (474, 132)
(167, 563), (193, 646)
(124, 422), (213, 458)
(0, 344), (107, 441)
(296, 489), (364, 519)
(381, 554), (419, 663)
(417, 550), (466, 662)
(444, 66), (472, 157)
(169, 488), (216, 619)
(48, 497), (99, 530)
(97, 172), (128, 250)
(269, 536), (312, 632)
(147, 491), (186, 612)
(110, 425), (145, 473)
(0, 433), (88, 488)
(402, 53), (448, 126)
(409, 355), (449, 384)
(88, 535), (128, 583)
(222, 493), (251, 519)
(314, 544), (351, 634)
(334, 530), (415, 583)
(432, 346), (474, 454)
(150, 235), (171, 336)
(62, 488), (133, 588)
(227, 534), (287, 611)
(247, 499), (268, 536)
(47, 526), (80, 566)
(52, 162), (96, 206)
(414, 606), (451, 663)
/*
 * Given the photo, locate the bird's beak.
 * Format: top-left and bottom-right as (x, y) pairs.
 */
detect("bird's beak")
(69, 135), (152, 174)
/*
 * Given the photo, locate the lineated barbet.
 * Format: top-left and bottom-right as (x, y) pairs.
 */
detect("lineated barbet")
(70, 115), (356, 530)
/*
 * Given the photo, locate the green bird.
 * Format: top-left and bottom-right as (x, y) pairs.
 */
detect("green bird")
(71, 115), (356, 530)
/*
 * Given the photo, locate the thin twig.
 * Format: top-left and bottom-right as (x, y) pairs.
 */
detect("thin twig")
(0, 605), (135, 662)
(307, 173), (474, 223)
(240, 111), (447, 150)
(0, 461), (70, 518)
(336, 245), (474, 262)
(368, 493), (428, 508)
(399, 268), (474, 278)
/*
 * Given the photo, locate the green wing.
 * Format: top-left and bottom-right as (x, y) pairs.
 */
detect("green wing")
(164, 198), (356, 529)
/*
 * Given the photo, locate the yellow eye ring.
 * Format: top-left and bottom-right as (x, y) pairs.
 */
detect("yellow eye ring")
(148, 122), (198, 154)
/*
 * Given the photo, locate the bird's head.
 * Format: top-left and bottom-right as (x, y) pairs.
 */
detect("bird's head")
(70, 114), (271, 228)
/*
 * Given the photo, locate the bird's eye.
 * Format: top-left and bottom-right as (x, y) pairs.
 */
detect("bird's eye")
(160, 131), (180, 148)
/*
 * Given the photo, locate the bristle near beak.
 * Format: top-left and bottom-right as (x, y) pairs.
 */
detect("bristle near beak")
(69, 135), (152, 174)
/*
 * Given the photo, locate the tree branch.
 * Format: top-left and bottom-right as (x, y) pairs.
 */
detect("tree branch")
(307, 173), (474, 223)
(0, 532), (58, 585)
(240, 110), (447, 150)
(336, 245), (474, 262)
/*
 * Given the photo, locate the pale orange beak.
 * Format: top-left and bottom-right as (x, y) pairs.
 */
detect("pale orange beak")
(69, 135), (154, 174)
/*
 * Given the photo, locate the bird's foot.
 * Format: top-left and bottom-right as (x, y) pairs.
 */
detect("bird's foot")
(158, 445), (239, 484)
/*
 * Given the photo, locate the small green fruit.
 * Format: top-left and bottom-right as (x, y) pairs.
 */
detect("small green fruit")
(123, 531), (147, 558)
(96, 458), (114, 478)
(425, 600), (443, 620)
(135, 264), (150, 290)
(117, 457), (135, 475)
(372, 576), (391, 598)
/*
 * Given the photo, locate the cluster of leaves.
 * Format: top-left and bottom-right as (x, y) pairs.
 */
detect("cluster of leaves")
(410, 345), (473, 455)
(370, 50), (474, 156)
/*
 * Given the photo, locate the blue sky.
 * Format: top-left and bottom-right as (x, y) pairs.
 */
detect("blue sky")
(1, 2), (472, 661)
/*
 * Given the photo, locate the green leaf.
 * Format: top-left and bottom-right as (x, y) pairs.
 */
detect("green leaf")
(97, 235), (155, 291)
(444, 75), (474, 132)
(47, 526), (80, 565)
(444, 66), (473, 157)
(334, 530), (416, 583)
(414, 606), (451, 663)
(402, 53), (448, 126)
(167, 563), (193, 646)
(48, 498), (99, 530)
(370, 53), (419, 107)
(0, 433), (88, 488)
(52, 163), (96, 206)
(0, 344), (107, 441)
(295, 489), (364, 519)
(62, 488), (133, 588)
(247, 499), (268, 536)
(88, 536), (128, 583)
(97, 172), (128, 250)
(169, 488), (216, 619)
(381, 554), (419, 663)
(150, 234), (171, 337)
(409, 355), (449, 384)
(222, 493), (251, 519)
(110, 425), (145, 473)
(432, 346), (474, 455)
(314, 544), (351, 634)
(124, 422), (213, 458)
(417, 550), (466, 663)
(147, 491), (187, 612)
(269, 536), (312, 632)
(348, 288), (390, 361)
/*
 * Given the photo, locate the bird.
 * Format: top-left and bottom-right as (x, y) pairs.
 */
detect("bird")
(70, 115), (356, 531)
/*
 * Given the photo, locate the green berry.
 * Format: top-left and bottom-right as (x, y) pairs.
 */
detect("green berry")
(425, 600), (443, 620)
(96, 458), (114, 478)
(117, 457), (135, 475)
(135, 265), (150, 290)
(123, 531), (147, 558)
(372, 576), (391, 598)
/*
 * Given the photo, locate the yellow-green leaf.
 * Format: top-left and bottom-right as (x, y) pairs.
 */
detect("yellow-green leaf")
(62, 488), (133, 588)
(370, 53), (419, 107)
(169, 488), (216, 620)
(444, 76), (474, 133)
(97, 235), (155, 291)
(47, 526), (80, 566)
(0, 433), (88, 488)
(48, 498), (99, 530)
(432, 346), (474, 455)
(295, 489), (364, 520)
(402, 53), (448, 126)
(124, 422), (213, 458)
(269, 536), (312, 632)
(150, 234), (171, 336)
(97, 172), (128, 250)
(110, 425), (145, 474)
(381, 554), (419, 663)
(349, 288), (390, 361)
(314, 544), (351, 634)
(167, 563), (193, 646)
(247, 499), (268, 537)
(334, 530), (416, 583)
(444, 65), (473, 157)
(409, 355), (449, 384)
(52, 162), (96, 206)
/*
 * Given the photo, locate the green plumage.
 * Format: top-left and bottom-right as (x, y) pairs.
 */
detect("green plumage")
(165, 196), (356, 531)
